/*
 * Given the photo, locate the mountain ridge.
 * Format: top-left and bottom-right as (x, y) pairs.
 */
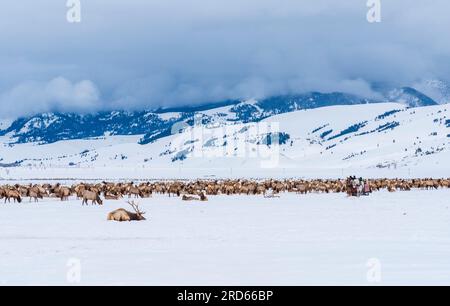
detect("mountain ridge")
(0, 102), (448, 179)
(0, 89), (440, 145)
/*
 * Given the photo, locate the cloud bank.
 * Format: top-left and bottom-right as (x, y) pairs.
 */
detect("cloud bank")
(0, 78), (100, 116)
(0, 0), (450, 117)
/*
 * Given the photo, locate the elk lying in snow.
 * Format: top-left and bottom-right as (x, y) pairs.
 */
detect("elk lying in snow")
(182, 195), (199, 201)
(82, 190), (103, 205)
(104, 193), (122, 200)
(182, 191), (208, 202)
(263, 189), (281, 198)
(107, 201), (146, 222)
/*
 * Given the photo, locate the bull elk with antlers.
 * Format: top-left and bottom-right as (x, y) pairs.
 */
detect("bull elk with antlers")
(107, 201), (147, 222)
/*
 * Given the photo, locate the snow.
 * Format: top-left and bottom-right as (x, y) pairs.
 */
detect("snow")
(1, 190), (450, 285)
(157, 112), (181, 121)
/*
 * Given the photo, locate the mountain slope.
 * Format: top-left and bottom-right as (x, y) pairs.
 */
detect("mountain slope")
(0, 89), (438, 146)
(0, 102), (448, 179)
(414, 79), (450, 104)
(386, 87), (438, 107)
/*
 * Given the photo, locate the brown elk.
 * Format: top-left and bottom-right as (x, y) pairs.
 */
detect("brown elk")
(107, 201), (146, 222)
(126, 184), (143, 198)
(104, 193), (122, 200)
(82, 190), (103, 205)
(182, 191), (208, 201)
(55, 186), (71, 201)
(3, 189), (22, 203)
(182, 194), (199, 201)
(27, 188), (44, 202)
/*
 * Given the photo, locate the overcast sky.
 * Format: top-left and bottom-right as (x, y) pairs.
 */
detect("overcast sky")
(0, 0), (449, 117)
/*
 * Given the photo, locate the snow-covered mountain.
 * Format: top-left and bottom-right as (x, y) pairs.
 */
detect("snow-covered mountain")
(0, 90), (438, 146)
(413, 79), (450, 105)
(0, 101), (448, 179)
(386, 87), (438, 108)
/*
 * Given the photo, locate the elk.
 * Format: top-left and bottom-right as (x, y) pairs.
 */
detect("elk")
(182, 194), (200, 201)
(57, 186), (71, 201)
(199, 191), (208, 201)
(82, 190), (103, 205)
(104, 193), (122, 200)
(182, 191), (208, 201)
(126, 185), (143, 198)
(107, 201), (146, 222)
(3, 189), (22, 203)
(27, 189), (43, 202)
(297, 184), (308, 194)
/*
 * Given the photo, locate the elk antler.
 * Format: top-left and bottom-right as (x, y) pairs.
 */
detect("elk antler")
(127, 201), (145, 215)
(127, 200), (138, 212)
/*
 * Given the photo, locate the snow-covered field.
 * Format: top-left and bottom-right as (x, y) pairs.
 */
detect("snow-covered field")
(0, 102), (449, 285)
(1, 190), (450, 285)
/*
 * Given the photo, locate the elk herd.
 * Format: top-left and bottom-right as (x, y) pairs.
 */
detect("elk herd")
(0, 178), (448, 205)
(0, 178), (448, 222)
